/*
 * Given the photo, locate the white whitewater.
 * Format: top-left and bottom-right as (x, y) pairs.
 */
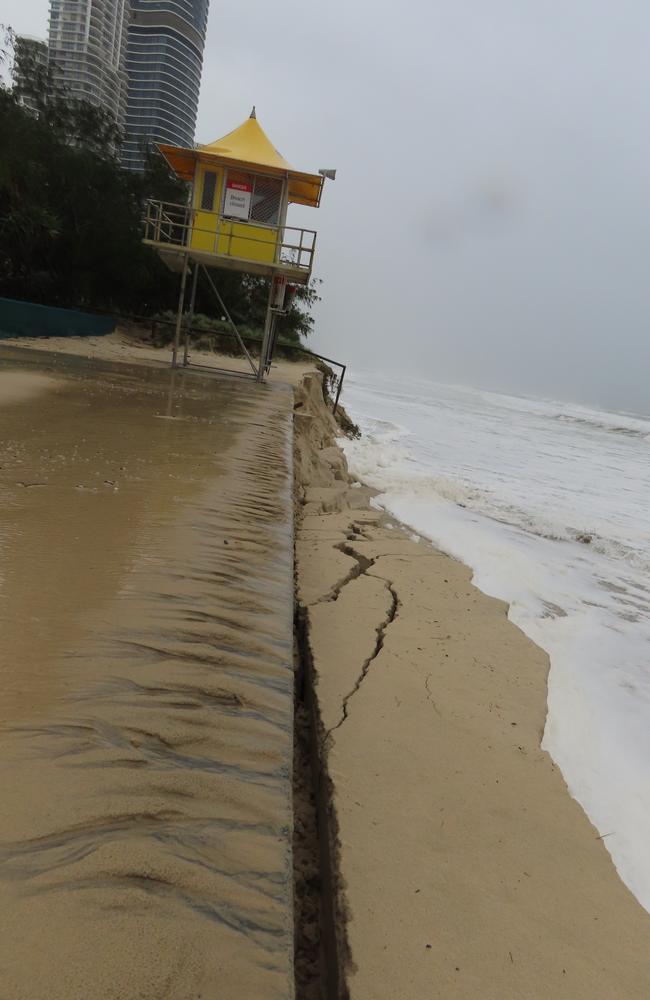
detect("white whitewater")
(342, 370), (650, 912)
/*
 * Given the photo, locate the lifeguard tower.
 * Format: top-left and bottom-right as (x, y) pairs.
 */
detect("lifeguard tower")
(143, 109), (333, 381)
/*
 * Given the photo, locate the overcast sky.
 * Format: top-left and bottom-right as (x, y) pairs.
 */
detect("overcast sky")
(6, 1), (650, 410)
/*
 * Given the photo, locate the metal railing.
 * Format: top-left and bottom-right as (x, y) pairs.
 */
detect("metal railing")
(143, 199), (317, 272)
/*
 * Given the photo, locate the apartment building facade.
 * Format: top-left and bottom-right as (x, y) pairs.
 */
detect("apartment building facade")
(47, 0), (130, 124)
(121, 0), (210, 171)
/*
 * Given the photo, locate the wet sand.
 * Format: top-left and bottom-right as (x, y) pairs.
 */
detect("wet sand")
(0, 348), (296, 998)
(0, 328), (314, 386)
(0, 369), (60, 405)
(293, 373), (650, 999)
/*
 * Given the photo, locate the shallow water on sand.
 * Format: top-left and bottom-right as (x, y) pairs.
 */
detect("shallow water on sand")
(0, 348), (295, 999)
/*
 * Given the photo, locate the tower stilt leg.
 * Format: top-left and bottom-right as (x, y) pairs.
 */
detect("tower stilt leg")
(267, 313), (279, 372)
(182, 264), (199, 367)
(257, 281), (275, 383)
(171, 256), (190, 368)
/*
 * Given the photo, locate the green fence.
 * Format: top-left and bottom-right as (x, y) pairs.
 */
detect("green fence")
(0, 297), (115, 339)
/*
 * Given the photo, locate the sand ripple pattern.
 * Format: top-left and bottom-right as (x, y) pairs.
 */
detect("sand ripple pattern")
(0, 353), (295, 999)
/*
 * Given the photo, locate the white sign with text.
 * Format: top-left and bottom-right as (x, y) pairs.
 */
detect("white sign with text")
(223, 179), (252, 220)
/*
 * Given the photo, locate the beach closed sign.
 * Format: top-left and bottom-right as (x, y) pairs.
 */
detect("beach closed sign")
(223, 175), (252, 220)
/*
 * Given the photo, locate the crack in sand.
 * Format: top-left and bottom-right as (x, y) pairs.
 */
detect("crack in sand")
(324, 579), (398, 745)
(312, 539), (376, 606)
(424, 673), (442, 716)
(311, 535), (439, 611)
(320, 538), (400, 745)
(303, 527), (402, 745)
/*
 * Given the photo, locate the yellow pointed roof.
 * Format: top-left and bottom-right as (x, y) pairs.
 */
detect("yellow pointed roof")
(159, 109), (323, 208)
(200, 109), (295, 172)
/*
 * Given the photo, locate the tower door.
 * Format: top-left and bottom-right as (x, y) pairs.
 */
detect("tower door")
(191, 167), (221, 252)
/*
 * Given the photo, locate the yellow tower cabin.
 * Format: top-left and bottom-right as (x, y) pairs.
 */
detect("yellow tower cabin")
(142, 109), (333, 381)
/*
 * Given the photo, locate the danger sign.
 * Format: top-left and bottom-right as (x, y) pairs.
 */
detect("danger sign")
(223, 177), (252, 219)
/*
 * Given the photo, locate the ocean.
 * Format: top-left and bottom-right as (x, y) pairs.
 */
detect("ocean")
(341, 370), (650, 913)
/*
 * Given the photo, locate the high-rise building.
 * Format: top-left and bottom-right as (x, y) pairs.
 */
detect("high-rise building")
(12, 35), (49, 113)
(121, 0), (209, 171)
(47, 0), (130, 124)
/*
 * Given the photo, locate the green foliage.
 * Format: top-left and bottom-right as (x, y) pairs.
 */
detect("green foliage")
(0, 26), (319, 340)
(185, 272), (321, 346)
(151, 309), (313, 361)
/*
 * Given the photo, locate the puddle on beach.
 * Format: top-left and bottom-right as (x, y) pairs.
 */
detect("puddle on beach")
(0, 348), (295, 998)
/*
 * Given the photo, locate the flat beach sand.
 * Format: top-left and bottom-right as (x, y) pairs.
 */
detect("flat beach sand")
(2, 333), (650, 997)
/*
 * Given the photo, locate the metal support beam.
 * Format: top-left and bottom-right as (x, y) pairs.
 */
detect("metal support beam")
(199, 266), (258, 377)
(171, 256), (190, 368)
(267, 313), (281, 373)
(333, 364), (347, 415)
(257, 281), (276, 383)
(182, 263), (199, 367)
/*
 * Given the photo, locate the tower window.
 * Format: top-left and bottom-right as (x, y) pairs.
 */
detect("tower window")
(250, 175), (282, 226)
(200, 170), (217, 210)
